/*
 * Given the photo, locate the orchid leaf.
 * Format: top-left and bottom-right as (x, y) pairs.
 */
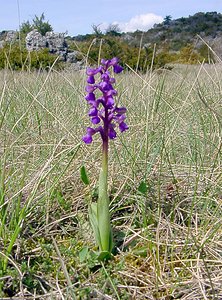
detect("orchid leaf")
(138, 180), (148, 195)
(80, 165), (90, 185)
(89, 202), (102, 249)
(79, 246), (89, 262)
(98, 251), (112, 261)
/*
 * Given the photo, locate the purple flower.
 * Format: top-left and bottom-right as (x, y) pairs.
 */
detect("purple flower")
(91, 116), (100, 124)
(82, 58), (128, 144)
(119, 122), (129, 132)
(87, 75), (95, 84)
(108, 125), (117, 139)
(85, 93), (96, 101)
(113, 64), (124, 74)
(86, 85), (95, 93)
(115, 107), (126, 114)
(82, 127), (95, 144)
(88, 107), (98, 116)
(86, 67), (101, 76)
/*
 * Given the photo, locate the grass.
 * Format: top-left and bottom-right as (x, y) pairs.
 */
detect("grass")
(0, 62), (222, 299)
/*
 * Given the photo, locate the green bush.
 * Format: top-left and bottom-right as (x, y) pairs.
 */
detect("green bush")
(76, 36), (183, 71)
(178, 44), (204, 64)
(0, 44), (27, 70)
(20, 13), (53, 36)
(0, 44), (63, 71)
(73, 36), (169, 71)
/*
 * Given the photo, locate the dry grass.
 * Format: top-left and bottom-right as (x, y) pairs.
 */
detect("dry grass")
(0, 63), (222, 299)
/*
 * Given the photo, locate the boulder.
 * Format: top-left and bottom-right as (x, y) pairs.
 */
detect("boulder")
(5, 30), (18, 42)
(25, 30), (82, 65)
(66, 51), (79, 63)
(25, 30), (70, 60)
(26, 29), (46, 51)
(45, 31), (67, 53)
(0, 30), (18, 47)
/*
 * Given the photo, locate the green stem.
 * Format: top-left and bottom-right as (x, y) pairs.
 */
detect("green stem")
(97, 140), (113, 252)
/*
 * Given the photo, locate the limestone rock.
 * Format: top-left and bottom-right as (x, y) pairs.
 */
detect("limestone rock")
(25, 30), (70, 60)
(24, 30), (82, 65)
(45, 31), (67, 53)
(0, 30), (18, 47)
(66, 51), (79, 63)
(26, 29), (46, 51)
(5, 30), (18, 42)
(25, 30), (67, 54)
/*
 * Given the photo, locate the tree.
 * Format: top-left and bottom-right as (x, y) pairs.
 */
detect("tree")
(32, 13), (53, 36)
(163, 15), (172, 25)
(20, 20), (33, 35)
(20, 13), (53, 36)
(105, 24), (121, 36)
(92, 24), (103, 37)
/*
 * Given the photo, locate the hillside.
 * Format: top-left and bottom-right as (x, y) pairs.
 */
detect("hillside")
(123, 11), (222, 50)
(70, 11), (222, 68)
(0, 11), (222, 71)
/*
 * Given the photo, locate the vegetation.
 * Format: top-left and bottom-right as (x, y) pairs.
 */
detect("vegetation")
(0, 44), (64, 71)
(1, 11), (221, 71)
(20, 13), (53, 36)
(68, 11), (222, 68)
(0, 14), (222, 296)
(0, 47), (222, 298)
(163, 15), (172, 25)
(136, 11), (222, 50)
(0, 36), (210, 72)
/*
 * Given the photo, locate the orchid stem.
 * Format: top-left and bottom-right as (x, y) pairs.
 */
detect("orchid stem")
(97, 140), (112, 253)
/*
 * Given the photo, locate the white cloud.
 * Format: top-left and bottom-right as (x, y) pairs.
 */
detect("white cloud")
(116, 13), (163, 32)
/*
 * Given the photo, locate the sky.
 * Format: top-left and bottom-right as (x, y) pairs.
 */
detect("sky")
(1, 0), (222, 36)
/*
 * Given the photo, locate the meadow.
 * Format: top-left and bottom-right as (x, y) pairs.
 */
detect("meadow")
(0, 61), (222, 299)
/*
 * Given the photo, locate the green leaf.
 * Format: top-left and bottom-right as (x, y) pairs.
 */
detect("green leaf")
(138, 181), (148, 195)
(79, 246), (89, 262)
(80, 165), (90, 185)
(89, 203), (102, 250)
(98, 251), (112, 261)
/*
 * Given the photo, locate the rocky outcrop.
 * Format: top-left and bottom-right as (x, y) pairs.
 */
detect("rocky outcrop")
(45, 31), (67, 53)
(25, 29), (80, 63)
(0, 30), (18, 47)
(66, 51), (80, 63)
(26, 30), (46, 51)
(26, 29), (68, 54)
(5, 30), (18, 42)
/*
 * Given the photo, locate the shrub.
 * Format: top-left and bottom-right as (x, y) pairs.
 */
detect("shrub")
(20, 13), (53, 36)
(178, 44), (204, 64)
(0, 44), (63, 71)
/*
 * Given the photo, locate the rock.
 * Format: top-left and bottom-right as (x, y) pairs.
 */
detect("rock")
(24, 30), (83, 65)
(0, 30), (18, 47)
(5, 30), (18, 42)
(66, 60), (84, 71)
(0, 31), (7, 40)
(45, 31), (67, 53)
(25, 30), (70, 61)
(66, 51), (79, 63)
(26, 29), (46, 51)
(25, 30), (67, 55)
(122, 33), (133, 41)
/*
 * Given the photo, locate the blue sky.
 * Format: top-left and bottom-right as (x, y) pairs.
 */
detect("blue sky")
(1, 0), (222, 36)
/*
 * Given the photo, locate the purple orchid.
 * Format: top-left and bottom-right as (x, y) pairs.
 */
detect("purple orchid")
(82, 57), (128, 144)
(83, 58), (128, 255)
